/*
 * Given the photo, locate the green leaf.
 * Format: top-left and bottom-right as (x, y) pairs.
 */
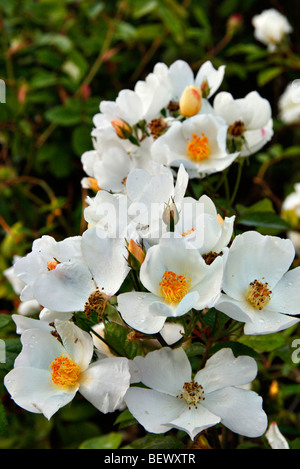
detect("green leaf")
(210, 340), (262, 360)
(257, 67), (284, 87)
(45, 105), (81, 126)
(0, 402), (8, 436)
(104, 322), (144, 359)
(79, 432), (122, 449)
(71, 125), (92, 157)
(0, 315), (11, 329)
(114, 408), (137, 429)
(238, 333), (286, 353)
(237, 211), (290, 230)
(124, 434), (184, 449)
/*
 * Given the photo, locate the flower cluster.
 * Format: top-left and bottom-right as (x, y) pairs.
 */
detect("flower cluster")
(4, 36), (300, 445)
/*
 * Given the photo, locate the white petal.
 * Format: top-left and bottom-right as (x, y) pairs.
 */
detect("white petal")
(203, 387), (268, 437)
(222, 231), (295, 300)
(267, 266), (300, 315)
(191, 256), (223, 309)
(215, 293), (253, 322)
(195, 61), (225, 98)
(4, 367), (76, 419)
(117, 291), (168, 334)
(55, 320), (94, 371)
(168, 404), (221, 440)
(137, 347), (191, 396)
(124, 387), (185, 434)
(169, 60), (194, 99)
(82, 227), (130, 296)
(194, 348), (258, 394)
(265, 422), (289, 449)
(14, 328), (65, 370)
(32, 262), (95, 312)
(79, 357), (130, 413)
(244, 308), (300, 335)
(12, 314), (52, 335)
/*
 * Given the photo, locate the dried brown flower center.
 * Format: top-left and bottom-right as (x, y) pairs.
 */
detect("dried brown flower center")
(228, 120), (245, 137)
(245, 279), (272, 310)
(177, 380), (205, 409)
(84, 289), (109, 320)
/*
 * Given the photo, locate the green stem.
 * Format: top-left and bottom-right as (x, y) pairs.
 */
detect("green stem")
(90, 327), (121, 357)
(229, 158), (244, 207)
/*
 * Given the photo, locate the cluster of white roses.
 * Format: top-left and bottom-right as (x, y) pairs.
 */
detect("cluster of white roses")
(4, 50), (300, 444)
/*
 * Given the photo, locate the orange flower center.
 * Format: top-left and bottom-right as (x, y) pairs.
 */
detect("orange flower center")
(50, 355), (81, 390)
(245, 279), (272, 310)
(159, 271), (191, 303)
(187, 132), (210, 162)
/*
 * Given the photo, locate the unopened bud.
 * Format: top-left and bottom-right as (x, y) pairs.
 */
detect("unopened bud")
(111, 119), (132, 139)
(18, 83), (28, 103)
(87, 177), (101, 192)
(226, 13), (243, 36)
(128, 239), (145, 268)
(47, 259), (59, 271)
(269, 380), (279, 397)
(179, 85), (202, 117)
(163, 198), (179, 232)
(200, 79), (210, 99)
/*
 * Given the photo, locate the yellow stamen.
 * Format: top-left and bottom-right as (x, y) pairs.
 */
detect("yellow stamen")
(50, 355), (81, 390)
(245, 279), (272, 310)
(159, 271), (191, 303)
(187, 132), (210, 162)
(181, 227), (195, 237)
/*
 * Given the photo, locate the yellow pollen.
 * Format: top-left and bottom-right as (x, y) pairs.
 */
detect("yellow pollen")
(245, 279), (272, 310)
(177, 381), (205, 409)
(159, 271), (191, 303)
(187, 132), (210, 162)
(50, 355), (81, 390)
(47, 260), (59, 271)
(181, 227), (195, 237)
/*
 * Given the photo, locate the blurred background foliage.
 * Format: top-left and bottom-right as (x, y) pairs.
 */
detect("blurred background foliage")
(1, 0), (300, 449)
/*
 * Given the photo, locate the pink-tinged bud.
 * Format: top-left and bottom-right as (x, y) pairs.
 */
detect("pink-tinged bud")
(226, 13), (243, 36)
(163, 198), (179, 231)
(81, 84), (91, 100)
(111, 120), (132, 139)
(179, 85), (202, 117)
(18, 83), (28, 103)
(200, 79), (210, 99)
